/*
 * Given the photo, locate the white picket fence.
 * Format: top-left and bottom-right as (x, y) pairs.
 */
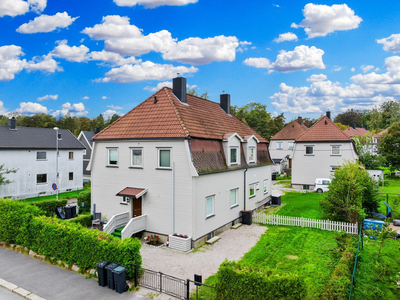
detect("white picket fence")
(253, 213), (358, 235)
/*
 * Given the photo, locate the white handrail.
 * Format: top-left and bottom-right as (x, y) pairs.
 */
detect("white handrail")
(103, 211), (129, 234)
(121, 215), (147, 240)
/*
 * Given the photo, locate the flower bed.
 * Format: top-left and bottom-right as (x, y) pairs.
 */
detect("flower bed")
(169, 234), (192, 251)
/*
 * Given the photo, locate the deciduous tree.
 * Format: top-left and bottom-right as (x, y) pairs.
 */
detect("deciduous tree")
(378, 121), (400, 171)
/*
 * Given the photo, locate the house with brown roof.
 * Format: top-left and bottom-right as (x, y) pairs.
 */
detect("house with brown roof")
(269, 117), (308, 173)
(88, 77), (272, 248)
(343, 125), (378, 155)
(291, 112), (358, 190)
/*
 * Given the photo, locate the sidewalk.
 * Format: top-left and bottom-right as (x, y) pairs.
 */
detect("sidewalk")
(0, 248), (148, 300)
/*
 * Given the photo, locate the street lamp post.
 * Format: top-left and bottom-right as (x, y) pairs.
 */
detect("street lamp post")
(53, 127), (59, 200)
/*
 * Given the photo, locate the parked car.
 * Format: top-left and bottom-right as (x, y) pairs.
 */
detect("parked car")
(314, 178), (331, 193)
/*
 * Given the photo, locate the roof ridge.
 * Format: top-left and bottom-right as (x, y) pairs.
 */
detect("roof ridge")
(296, 116), (351, 141)
(165, 88), (190, 137)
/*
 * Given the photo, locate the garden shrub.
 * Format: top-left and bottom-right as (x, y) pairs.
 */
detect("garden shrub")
(66, 214), (93, 228)
(214, 260), (306, 300)
(0, 199), (141, 279)
(29, 199), (68, 217)
(77, 190), (91, 213)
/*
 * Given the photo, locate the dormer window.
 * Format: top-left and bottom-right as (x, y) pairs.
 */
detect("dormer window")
(248, 147), (255, 163)
(230, 147), (238, 165)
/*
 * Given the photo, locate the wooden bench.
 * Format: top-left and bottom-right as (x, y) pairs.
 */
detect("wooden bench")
(206, 236), (220, 245)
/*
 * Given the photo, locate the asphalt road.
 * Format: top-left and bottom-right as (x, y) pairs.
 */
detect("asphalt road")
(0, 248), (148, 300)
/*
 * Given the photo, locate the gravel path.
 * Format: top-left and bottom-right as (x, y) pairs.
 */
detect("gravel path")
(135, 223), (267, 299)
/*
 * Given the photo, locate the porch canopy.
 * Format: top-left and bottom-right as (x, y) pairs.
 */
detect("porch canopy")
(116, 187), (147, 199)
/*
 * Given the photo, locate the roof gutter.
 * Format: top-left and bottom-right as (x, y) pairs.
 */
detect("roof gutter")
(244, 167), (248, 211)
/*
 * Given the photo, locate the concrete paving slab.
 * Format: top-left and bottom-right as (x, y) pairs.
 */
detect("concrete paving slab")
(0, 278), (18, 291)
(26, 294), (47, 300)
(0, 286), (23, 300)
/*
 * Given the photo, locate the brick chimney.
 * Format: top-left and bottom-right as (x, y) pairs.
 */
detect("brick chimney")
(220, 94), (230, 114)
(298, 116), (302, 124)
(326, 111), (331, 120)
(173, 76), (186, 104)
(305, 120), (309, 127)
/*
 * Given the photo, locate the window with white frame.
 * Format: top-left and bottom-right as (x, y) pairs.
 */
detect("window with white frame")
(36, 174), (47, 184)
(69, 151), (74, 159)
(36, 151), (46, 160)
(108, 148), (118, 165)
(263, 179), (268, 194)
(249, 184), (256, 198)
(230, 188), (238, 207)
(288, 142), (294, 150)
(206, 195), (215, 217)
(131, 148), (143, 167)
(158, 149), (171, 168)
(330, 166), (338, 172)
(230, 147), (238, 165)
(331, 145), (341, 155)
(305, 146), (314, 155)
(248, 147), (255, 163)
(277, 142), (283, 149)
(69, 172), (73, 181)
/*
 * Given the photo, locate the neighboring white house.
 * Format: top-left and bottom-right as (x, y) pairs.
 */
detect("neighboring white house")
(89, 77), (273, 247)
(269, 117), (308, 174)
(343, 125), (379, 155)
(0, 118), (85, 199)
(77, 130), (98, 182)
(292, 114), (358, 190)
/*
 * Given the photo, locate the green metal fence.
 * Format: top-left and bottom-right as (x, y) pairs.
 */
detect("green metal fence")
(348, 223), (363, 300)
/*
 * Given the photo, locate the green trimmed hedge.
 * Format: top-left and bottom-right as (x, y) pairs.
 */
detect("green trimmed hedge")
(215, 261), (306, 300)
(0, 200), (141, 279)
(29, 199), (68, 217)
(66, 214), (93, 228)
(77, 190), (91, 213)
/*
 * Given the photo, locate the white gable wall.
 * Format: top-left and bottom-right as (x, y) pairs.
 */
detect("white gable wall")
(292, 142), (358, 188)
(269, 140), (294, 160)
(0, 149), (83, 199)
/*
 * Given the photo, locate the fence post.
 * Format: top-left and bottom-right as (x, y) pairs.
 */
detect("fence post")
(134, 264), (138, 287)
(186, 279), (190, 300)
(160, 272), (163, 293)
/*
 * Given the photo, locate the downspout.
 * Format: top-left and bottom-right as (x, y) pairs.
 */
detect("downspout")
(244, 167), (248, 210)
(172, 161), (175, 234)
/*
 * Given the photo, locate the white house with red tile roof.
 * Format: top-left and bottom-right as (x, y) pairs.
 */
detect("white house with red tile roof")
(291, 113), (358, 190)
(269, 117), (309, 173)
(343, 125), (379, 155)
(88, 77), (273, 247)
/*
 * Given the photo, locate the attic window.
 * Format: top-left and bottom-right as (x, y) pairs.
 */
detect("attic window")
(325, 120), (328, 125)
(230, 148), (238, 165)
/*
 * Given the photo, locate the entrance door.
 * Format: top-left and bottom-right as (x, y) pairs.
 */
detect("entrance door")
(132, 196), (142, 218)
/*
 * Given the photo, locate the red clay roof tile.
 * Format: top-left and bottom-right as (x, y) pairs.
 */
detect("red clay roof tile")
(296, 116), (351, 142)
(270, 120), (308, 140)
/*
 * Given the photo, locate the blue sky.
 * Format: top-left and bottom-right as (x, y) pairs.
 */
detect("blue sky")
(1, 0), (400, 121)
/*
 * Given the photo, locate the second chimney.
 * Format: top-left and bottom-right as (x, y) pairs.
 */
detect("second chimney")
(8, 117), (16, 130)
(305, 120), (309, 127)
(326, 111), (331, 120)
(298, 116), (302, 124)
(220, 94), (230, 114)
(365, 124), (369, 131)
(173, 77), (186, 104)
(94, 127), (99, 134)
(352, 123), (356, 130)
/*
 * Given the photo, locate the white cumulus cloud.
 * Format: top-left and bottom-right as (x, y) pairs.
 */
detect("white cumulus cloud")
(0, 0), (46, 17)
(0, 45), (27, 81)
(37, 94), (58, 101)
(274, 32), (298, 43)
(82, 96), (89, 100)
(243, 57), (271, 68)
(103, 109), (117, 119)
(361, 65), (374, 73)
(144, 81), (172, 92)
(163, 35), (239, 65)
(52, 102), (88, 117)
(107, 105), (122, 110)
(26, 54), (62, 73)
(0, 101), (7, 115)
(113, 0), (197, 9)
(291, 3), (362, 38)
(51, 40), (89, 62)
(376, 33), (400, 53)
(307, 74), (327, 82)
(97, 61), (198, 83)
(16, 102), (48, 115)
(17, 12), (78, 34)
(102, 96), (107, 99)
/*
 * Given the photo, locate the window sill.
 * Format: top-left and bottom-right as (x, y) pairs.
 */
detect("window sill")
(36, 159), (47, 161)
(263, 192), (268, 195)
(304, 154), (314, 156)
(120, 203), (128, 205)
(277, 148), (283, 150)
(106, 165), (119, 168)
(155, 167), (172, 171)
(330, 154), (341, 156)
(230, 204), (239, 209)
(230, 163), (238, 166)
(36, 183), (47, 185)
(206, 214), (215, 220)
(129, 166), (143, 169)
(249, 195), (256, 199)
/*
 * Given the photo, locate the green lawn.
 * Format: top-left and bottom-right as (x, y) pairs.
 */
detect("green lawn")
(380, 176), (400, 194)
(20, 185), (90, 203)
(352, 237), (400, 299)
(267, 191), (324, 219)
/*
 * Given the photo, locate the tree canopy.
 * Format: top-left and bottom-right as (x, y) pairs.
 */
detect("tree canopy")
(363, 100), (400, 130)
(333, 109), (365, 127)
(378, 121), (400, 171)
